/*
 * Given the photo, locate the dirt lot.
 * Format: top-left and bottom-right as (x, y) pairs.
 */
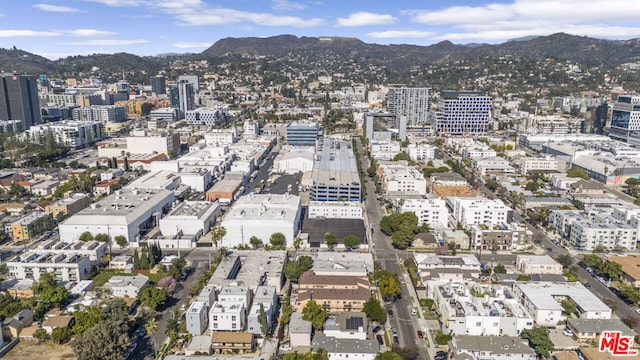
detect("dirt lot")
(4, 342), (76, 360)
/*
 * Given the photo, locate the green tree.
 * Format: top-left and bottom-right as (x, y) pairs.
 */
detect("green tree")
(73, 305), (103, 334)
(323, 232), (337, 250)
(33, 328), (49, 342)
(521, 327), (554, 358)
(71, 317), (131, 360)
(113, 235), (127, 249)
(280, 303), (293, 326)
(557, 254), (573, 269)
(493, 263), (507, 274)
(94, 233), (110, 242)
(343, 235), (360, 250)
(249, 236), (263, 249)
(561, 298), (577, 315)
(516, 274), (531, 281)
(79, 231), (94, 242)
(293, 237), (303, 251)
(138, 286), (169, 310)
(435, 332), (452, 345)
(524, 181), (539, 191)
(362, 296), (387, 323)
(302, 300), (327, 331)
(379, 274), (401, 301)
(284, 255), (314, 282)
(269, 232), (286, 248)
(51, 326), (72, 344)
(145, 317), (158, 353)
(168, 257), (187, 280)
(33, 272), (69, 313)
(211, 225), (226, 247)
(567, 168), (589, 180)
(258, 303), (268, 337)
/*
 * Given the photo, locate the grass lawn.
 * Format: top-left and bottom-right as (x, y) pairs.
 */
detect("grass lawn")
(5, 341), (76, 360)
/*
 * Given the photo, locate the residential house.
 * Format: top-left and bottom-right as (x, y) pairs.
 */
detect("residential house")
(103, 274), (149, 298)
(1, 309), (34, 339)
(211, 331), (255, 354)
(566, 318), (635, 343)
(41, 315), (74, 335)
(608, 255), (640, 288)
(290, 313), (312, 348)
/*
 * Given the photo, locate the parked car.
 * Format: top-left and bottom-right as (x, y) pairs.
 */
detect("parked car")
(393, 335), (399, 345)
(563, 329), (574, 336)
(388, 310), (394, 317)
(372, 326), (381, 334)
(376, 335), (384, 345)
(417, 330), (424, 339)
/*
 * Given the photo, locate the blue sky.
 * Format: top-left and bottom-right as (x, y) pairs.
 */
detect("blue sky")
(2, 0), (640, 59)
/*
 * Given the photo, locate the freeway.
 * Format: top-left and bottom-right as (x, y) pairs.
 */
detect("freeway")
(358, 140), (429, 358)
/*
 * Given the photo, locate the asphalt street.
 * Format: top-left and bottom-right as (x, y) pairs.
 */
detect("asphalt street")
(358, 140), (430, 359)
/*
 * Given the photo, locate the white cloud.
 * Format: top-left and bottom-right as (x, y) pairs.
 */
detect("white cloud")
(175, 8), (324, 27)
(367, 30), (434, 39)
(404, 0), (640, 43)
(82, 0), (150, 6)
(272, 0), (307, 11)
(0, 30), (60, 38)
(336, 12), (396, 27)
(172, 42), (212, 49)
(67, 39), (148, 46)
(65, 29), (119, 37)
(34, 3), (83, 12)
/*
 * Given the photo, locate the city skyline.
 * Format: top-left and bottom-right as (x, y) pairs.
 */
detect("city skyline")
(1, 0), (639, 60)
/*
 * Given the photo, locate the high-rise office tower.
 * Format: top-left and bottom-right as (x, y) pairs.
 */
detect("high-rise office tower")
(387, 86), (432, 127)
(609, 95), (640, 141)
(178, 80), (195, 115)
(435, 91), (492, 135)
(169, 84), (180, 109)
(178, 75), (199, 93)
(0, 73), (41, 129)
(150, 75), (166, 95)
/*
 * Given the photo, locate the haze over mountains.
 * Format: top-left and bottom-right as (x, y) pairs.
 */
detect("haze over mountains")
(1, 33), (639, 80)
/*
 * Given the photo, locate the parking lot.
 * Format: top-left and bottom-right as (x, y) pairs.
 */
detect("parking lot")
(548, 327), (582, 350)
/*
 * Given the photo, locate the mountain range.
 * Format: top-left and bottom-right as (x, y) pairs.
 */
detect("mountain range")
(1, 33), (639, 82)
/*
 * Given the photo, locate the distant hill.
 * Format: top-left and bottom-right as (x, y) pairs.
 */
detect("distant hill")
(199, 33), (640, 68)
(1, 33), (639, 80)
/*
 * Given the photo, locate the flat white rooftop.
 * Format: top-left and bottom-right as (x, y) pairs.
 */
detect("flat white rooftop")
(515, 281), (610, 312)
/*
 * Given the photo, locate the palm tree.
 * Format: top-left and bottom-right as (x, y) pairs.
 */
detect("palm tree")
(211, 226), (226, 247)
(145, 317), (158, 355)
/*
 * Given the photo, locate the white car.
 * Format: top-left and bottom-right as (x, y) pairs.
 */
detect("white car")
(635, 309), (640, 316)
(563, 329), (574, 336)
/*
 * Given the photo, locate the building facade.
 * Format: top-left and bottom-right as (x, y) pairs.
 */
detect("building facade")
(387, 87), (432, 127)
(435, 91), (492, 135)
(0, 74), (40, 129)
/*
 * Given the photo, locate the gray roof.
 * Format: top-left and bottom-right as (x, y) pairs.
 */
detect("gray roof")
(289, 313), (312, 334)
(187, 335), (212, 351)
(451, 335), (535, 355)
(312, 336), (379, 354)
(568, 318), (635, 336)
(104, 274), (149, 290)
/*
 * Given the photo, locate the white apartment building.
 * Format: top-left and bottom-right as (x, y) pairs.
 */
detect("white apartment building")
(399, 198), (448, 228)
(450, 197), (512, 227)
(27, 121), (104, 149)
(204, 130), (237, 145)
(308, 201), (363, 219)
(461, 147), (497, 159)
(220, 193), (301, 248)
(209, 301), (246, 331)
(548, 209), (583, 237)
(6, 251), (92, 282)
(568, 221), (637, 251)
(520, 157), (561, 175)
(72, 105), (126, 122)
(312, 336), (379, 360)
(247, 286), (278, 335)
(450, 336), (536, 360)
(217, 285), (251, 308)
(369, 140), (400, 161)
(126, 129), (180, 157)
(380, 165), (427, 195)
(186, 301), (209, 336)
(243, 121), (259, 136)
(35, 239), (107, 265)
(407, 143), (435, 162)
(428, 281), (534, 336)
(516, 255), (563, 275)
(513, 282), (611, 326)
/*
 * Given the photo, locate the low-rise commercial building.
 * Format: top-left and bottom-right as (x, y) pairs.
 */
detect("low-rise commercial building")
(307, 201), (363, 219)
(220, 194), (301, 248)
(516, 255), (563, 275)
(44, 193), (92, 218)
(158, 201), (221, 237)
